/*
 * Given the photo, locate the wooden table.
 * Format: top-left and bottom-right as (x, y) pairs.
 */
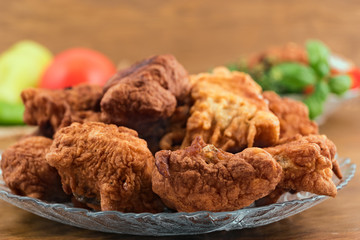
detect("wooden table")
(0, 0), (359, 239)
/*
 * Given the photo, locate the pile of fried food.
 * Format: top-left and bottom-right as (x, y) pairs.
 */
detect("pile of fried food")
(1, 55), (342, 213)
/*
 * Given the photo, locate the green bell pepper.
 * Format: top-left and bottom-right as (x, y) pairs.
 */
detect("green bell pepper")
(0, 40), (52, 125)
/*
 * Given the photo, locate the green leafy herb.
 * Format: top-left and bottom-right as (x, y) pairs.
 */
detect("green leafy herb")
(306, 40), (330, 78)
(303, 81), (329, 119)
(328, 74), (352, 95)
(268, 63), (317, 93)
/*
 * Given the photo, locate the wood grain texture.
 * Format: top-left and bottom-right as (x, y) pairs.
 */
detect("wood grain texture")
(0, 0), (360, 239)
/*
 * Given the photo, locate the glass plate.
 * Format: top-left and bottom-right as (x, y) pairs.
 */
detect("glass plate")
(0, 155), (355, 236)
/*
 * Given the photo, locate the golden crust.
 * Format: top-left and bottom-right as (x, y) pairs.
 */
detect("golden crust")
(21, 84), (102, 137)
(265, 134), (339, 197)
(181, 67), (280, 152)
(152, 137), (282, 212)
(1, 136), (68, 202)
(46, 122), (164, 213)
(263, 91), (318, 140)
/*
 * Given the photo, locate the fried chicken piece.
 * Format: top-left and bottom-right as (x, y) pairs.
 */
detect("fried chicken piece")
(152, 137), (282, 212)
(263, 91), (318, 140)
(265, 135), (341, 198)
(46, 122), (164, 212)
(101, 54), (191, 152)
(102, 75), (177, 127)
(21, 84), (102, 137)
(103, 54), (190, 102)
(248, 42), (308, 68)
(101, 54), (190, 126)
(181, 67), (280, 152)
(1, 136), (69, 202)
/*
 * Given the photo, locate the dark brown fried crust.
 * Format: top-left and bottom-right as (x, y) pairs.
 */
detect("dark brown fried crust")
(101, 75), (177, 126)
(263, 91), (318, 140)
(1, 136), (69, 202)
(255, 187), (286, 206)
(103, 54), (190, 102)
(101, 54), (191, 152)
(152, 137), (282, 212)
(265, 135), (340, 197)
(46, 122), (164, 213)
(101, 54), (190, 127)
(159, 104), (191, 150)
(21, 84), (103, 137)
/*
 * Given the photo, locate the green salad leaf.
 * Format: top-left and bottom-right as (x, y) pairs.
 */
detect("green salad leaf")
(328, 74), (352, 95)
(306, 40), (330, 79)
(268, 63), (317, 93)
(304, 81), (329, 119)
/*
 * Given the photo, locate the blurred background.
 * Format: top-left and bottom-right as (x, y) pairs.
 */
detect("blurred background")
(1, 0), (360, 72)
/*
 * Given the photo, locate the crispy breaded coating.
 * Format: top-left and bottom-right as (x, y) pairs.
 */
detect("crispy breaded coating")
(46, 122), (164, 212)
(263, 91), (318, 140)
(103, 54), (190, 102)
(101, 54), (190, 126)
(101, 75), (177, 127)
(1, 136), (68, 202)
(152, 137), (282, 212)
(181, 67), (280, 152)
(21, 84), (102, 137)
(101, 54), (191, 152)
(265, 135), (341, 197)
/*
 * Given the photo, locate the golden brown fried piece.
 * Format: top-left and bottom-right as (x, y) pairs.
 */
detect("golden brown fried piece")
(1, 136), (69, 202)
(265, 135), (341, 198)
(263, 91), (318, 140)
(181, 67), (280, 152)
(152, 137), (282, 212)
(248, 42), (308, 68)
(46, 122), (164, 213)
(21, 84), (102, 137)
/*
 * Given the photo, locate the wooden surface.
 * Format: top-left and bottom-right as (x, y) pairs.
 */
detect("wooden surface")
(0, 0), (360, 239)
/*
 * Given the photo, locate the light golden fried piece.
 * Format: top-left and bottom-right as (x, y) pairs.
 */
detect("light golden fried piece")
(21, 84), (102, 137)
(152, 137), (282, 212)
(46, 122), (164, 213)
(181, 67), (280, 152)
(263, 91), (318, 140)
(1, 136), (69, 202)
(265, 134), (341, 198)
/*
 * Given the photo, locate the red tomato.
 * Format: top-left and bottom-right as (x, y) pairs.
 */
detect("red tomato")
(348, 68), (360, 89)
(303, 85), (314, 95)
(40, 48), (116, 89)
